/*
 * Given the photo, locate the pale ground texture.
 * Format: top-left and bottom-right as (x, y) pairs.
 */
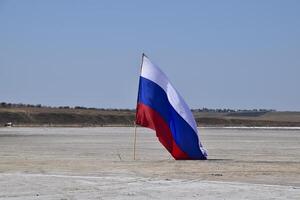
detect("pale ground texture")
(0, 127), (299, 199)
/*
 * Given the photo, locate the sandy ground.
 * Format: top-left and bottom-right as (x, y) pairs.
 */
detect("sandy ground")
(0, 127), (299, 199)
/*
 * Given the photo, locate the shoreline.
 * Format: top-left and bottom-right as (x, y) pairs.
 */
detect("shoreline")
(2, 107), (300, 128)
(2, 125), (300, 130)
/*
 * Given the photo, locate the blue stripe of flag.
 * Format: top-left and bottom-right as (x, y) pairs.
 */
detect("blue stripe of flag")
(138, 77), (206, 159)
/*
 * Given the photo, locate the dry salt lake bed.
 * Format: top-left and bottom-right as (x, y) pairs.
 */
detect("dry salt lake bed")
(0, 127), (299, 199)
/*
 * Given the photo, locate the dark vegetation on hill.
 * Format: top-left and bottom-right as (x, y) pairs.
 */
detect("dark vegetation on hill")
(1, 102), (300, 127)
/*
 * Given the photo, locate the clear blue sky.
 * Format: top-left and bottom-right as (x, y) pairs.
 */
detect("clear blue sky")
(1, 1), (299, 110)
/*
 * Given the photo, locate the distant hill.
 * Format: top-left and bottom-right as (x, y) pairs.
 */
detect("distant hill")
(0, 103), (300, 127)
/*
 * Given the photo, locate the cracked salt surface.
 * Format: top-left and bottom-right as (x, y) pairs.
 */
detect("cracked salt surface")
(0, 127), (299, 199)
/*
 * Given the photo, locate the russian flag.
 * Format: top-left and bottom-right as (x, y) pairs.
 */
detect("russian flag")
(136, 54), (207, 160)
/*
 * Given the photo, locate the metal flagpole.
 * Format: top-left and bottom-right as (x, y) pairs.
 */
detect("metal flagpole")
(133, 54), (145, 161)
(133, 121), (137, 160)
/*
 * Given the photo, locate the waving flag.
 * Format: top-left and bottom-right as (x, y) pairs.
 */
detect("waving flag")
(136, 54), (207, 160)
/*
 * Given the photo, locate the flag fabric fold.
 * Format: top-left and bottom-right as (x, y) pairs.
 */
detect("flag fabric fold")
(136, 55), (207, 160)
